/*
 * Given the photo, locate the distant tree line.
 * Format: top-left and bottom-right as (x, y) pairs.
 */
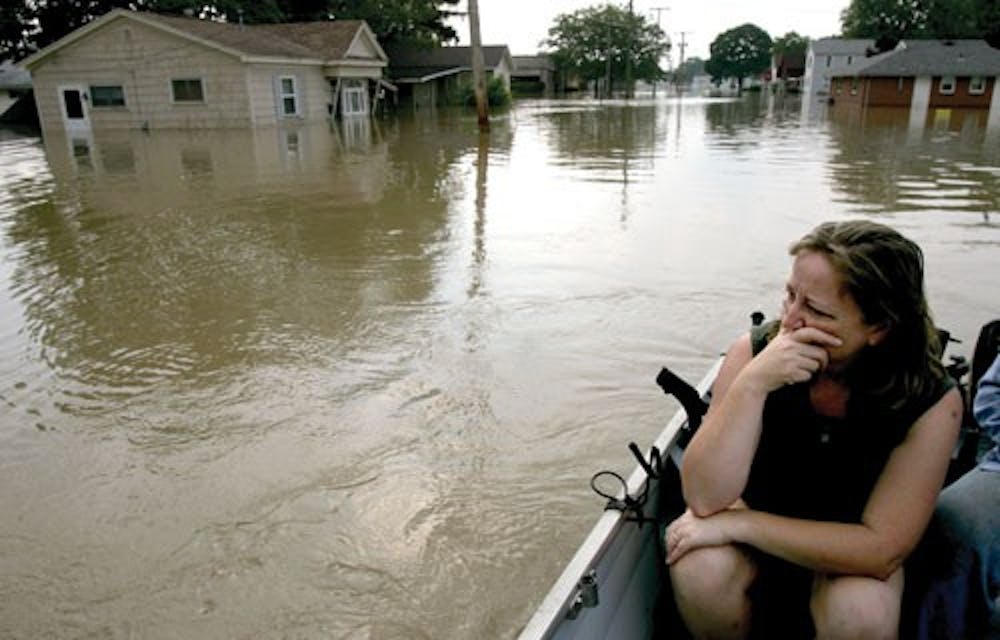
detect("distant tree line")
(541, 0), (998, 95)
(0, 0), (461, 62)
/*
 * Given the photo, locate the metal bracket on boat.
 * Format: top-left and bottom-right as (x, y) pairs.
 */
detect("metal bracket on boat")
(565, 569), (599, 620)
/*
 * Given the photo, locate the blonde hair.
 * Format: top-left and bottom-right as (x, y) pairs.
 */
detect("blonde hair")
(790, 220), (945, 410)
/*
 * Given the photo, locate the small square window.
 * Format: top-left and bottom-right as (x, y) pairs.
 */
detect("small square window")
(969, 76), (986, 95)
(172, 79), (204, 102)
(939, 76), (956, 95)
(90, 85), (125, 107)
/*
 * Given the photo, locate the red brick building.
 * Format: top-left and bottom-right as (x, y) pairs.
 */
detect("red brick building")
(830, 40), (1000, 112)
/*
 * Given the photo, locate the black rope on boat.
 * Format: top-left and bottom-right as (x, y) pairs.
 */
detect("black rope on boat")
(589, 443), (664, 528)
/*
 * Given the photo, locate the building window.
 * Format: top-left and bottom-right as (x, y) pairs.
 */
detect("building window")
(90, 85), (125, 107)
(939, 76), (956, 95)
(279, 76), (299, 116)
(847, 55), (853, 65)
(172, 78), (204, 102)
(825, 56), (831, 68)
(969, 76), (986, 95)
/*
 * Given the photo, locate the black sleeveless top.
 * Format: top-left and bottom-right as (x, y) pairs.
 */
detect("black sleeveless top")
(743, 321), (952, 523)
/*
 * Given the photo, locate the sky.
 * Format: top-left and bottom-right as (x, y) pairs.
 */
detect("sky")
(451, 0), (850, 62)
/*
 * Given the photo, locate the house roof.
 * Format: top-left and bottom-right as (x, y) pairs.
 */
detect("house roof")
(808, 38), (876, 56)
(21, 8), (387, 69)
(0, 62), (32, 90)
(386, 45), (511, 82)
(843, 39), (1000, 77)
(512, 55), (554, 72)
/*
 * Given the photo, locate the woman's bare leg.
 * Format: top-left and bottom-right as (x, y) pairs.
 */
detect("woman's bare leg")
(669, 544), (757, 640)
(810, 567), (904, 640)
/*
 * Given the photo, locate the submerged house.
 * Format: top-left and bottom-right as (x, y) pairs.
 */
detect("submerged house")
(387, 45), (512, 108)
(828, 40), (1000, 112)
(20, 9), (389, 135)
(801, 38), (876, 99)
(511, 55), (556, 95)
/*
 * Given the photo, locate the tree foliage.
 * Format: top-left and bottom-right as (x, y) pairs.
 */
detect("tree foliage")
(704, 23), (772, 88)
(673, 56), (704, 80)
(772, 31), (808, 58)
(542, 3), (670, 93)
(840, 0), (1000, 42)
(2, 0), (460, 61)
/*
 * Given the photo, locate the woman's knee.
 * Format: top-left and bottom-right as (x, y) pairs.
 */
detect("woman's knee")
(670, 544), (756, 639)
(670, 544), (756, 600)
(811, 569), (904, 640)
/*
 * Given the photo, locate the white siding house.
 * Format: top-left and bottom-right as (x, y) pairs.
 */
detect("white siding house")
(20, 9), (388, 135)
(802, 38), (877, 99)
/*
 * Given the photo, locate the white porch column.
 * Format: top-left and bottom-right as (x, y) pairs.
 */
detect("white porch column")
(908, 76), (932, 131)
(987, 76), (1000, 133)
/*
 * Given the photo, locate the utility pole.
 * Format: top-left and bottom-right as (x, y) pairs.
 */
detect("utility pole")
(650, 6), (669, 97)
(468, 0), (489, 131)
(625, 0), (634, 99)
(675, 31), (689, 94)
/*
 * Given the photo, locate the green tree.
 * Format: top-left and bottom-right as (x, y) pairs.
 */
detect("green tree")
(0, 2), (36, 61)
(2, 0), (460, 61)
(327, 0), (459, 48)
(704, 23), (772, 92)
(840, 0), (999, 42)
(543, 3), (670, 97)
(772, 31), (808, 58)
(672, 55), (704, 84)
(840, 0), (931, 40)
(461, 76), (510, 107)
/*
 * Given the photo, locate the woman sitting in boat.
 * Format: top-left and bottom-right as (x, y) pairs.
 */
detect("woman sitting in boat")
(665, 220), (962, 638)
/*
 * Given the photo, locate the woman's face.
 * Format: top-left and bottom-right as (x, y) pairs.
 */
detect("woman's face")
(780, 250), (887, 372)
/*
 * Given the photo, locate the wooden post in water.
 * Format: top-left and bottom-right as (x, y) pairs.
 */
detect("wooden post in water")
(468, 0), (490, 131)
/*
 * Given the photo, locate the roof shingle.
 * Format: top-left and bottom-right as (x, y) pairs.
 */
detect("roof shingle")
(845, 40), (1000, 77)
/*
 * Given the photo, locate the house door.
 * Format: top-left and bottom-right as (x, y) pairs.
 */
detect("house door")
(340, 81), (368, 117)
(59, 85), (91, 133)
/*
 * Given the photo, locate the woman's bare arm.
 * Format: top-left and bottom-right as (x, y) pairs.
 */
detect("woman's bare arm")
(669, 387), (963, 577)
(681, 327), (839, 515)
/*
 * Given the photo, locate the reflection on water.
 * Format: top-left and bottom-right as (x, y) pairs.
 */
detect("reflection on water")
(0, 97), (997, 638)
(827, 106), (1000, 215)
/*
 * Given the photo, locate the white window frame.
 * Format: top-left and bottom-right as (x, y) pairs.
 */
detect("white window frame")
(171, 78), (205, 103)
(89, 84), (126, 108)
(939, 76), (956, 95)
(279, 76), (300, 117)
(968, 76), (986, 95)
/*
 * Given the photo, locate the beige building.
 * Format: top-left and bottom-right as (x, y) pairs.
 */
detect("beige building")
(21, 9), (389, 135)
(387, 45), (513, 108)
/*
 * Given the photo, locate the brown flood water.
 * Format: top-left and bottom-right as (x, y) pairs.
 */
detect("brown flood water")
(0, 94), (998, 638)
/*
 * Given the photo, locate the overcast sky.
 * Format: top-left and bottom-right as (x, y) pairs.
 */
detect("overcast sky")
(451, 0), (849, 62)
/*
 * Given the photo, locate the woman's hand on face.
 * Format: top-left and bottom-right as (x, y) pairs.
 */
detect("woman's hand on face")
(664, 508), (738, 565)
(740, 326), (842, 393)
